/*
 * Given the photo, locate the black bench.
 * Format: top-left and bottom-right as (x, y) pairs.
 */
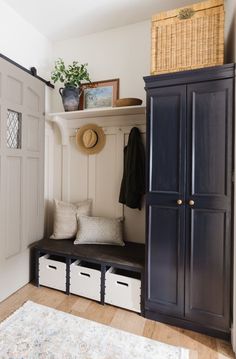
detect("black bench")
(33, 238), (145, 313)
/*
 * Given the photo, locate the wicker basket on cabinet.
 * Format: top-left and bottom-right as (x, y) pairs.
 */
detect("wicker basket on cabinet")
(151, 0), (224, 75)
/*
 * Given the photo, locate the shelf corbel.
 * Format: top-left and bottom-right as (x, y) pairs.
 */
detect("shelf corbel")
(46, 115), (69, 146)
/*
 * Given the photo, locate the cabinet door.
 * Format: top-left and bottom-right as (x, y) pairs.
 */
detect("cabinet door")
(185, 79), (233, 331)
(146, 85), (186, 317)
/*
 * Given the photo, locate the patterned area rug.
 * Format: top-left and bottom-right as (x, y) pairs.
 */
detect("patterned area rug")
(0, 301), (190, 359)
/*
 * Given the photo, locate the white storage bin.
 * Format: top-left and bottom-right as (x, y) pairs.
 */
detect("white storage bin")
(70, 260), (101, 301)
(39, 254), (66, 292)
(105, 267), (141, 313)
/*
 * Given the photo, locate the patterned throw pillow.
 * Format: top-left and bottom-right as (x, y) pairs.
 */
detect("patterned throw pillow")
(50, 199), (92, 240)
(74, 215), (125, 246)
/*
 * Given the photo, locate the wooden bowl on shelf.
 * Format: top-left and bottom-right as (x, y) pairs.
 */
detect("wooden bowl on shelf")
(114, 98), (143, 107)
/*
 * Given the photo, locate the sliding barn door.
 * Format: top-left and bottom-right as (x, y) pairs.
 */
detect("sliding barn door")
(0, 58), (45, 301)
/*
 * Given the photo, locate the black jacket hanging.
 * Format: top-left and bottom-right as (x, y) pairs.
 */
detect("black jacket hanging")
(119, 127), (145, 210)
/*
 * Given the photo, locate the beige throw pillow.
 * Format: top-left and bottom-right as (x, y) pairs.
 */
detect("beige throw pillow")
(74, 215), (125, 246)
(50, 199), (92, 240)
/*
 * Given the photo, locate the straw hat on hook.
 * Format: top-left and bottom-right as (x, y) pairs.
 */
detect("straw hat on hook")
(76, 124), (106, 155)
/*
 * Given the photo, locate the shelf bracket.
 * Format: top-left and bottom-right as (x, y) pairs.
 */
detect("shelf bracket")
(47, 115), (69, 146)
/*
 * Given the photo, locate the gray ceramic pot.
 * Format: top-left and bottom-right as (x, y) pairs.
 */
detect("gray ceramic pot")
(59, 87), (81, 112)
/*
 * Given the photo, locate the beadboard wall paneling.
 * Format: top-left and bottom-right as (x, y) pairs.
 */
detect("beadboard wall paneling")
(45, 108), (146, 243)
(123, 131), (145, 244)
(44, 122), (55, 239)
(69, 136), (89, 202)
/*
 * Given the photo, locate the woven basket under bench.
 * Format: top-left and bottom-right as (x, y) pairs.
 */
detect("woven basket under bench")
(151, 0), (224, 75)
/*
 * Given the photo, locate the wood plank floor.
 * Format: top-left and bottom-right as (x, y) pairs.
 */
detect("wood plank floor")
(0, 283), (235, 359)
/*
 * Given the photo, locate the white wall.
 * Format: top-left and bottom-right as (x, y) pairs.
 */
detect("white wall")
(0, 0), (52, 78)
(225, 0), (236, 63)
(0, 0), (53, 112)
(52, 20), (151, 112)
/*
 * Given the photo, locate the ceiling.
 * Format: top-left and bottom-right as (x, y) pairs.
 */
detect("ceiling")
(4, 0), (201, 42)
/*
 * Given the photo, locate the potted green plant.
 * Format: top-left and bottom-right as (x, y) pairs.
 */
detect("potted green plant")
(51, 58), (91, 112)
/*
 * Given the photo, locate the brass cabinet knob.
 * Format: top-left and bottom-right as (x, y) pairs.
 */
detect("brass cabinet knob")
(177, 199), (183, 205)
(189, 200), (195, 206)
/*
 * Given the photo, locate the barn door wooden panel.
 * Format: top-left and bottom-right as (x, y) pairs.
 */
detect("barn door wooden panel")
(0, 58), (45, 301)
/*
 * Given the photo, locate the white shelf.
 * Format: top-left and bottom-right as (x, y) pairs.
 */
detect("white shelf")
(46, 105), (146, 120)
(46, 105), (146, 145)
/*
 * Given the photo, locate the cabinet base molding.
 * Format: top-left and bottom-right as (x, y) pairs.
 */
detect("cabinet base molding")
(144, 309), (230, 341)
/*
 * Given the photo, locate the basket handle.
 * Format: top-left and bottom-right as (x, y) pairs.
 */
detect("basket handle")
(48, 265), (57, 270)
(117, 281), (129, 287)
(178, 8), (195, 20)
(80, 272), (90, 277)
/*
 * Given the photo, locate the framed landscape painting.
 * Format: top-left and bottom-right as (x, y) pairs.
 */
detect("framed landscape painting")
(79, 79), (119, 110)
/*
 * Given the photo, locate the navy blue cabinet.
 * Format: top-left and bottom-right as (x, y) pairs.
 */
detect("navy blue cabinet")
(146, 85), (186, 318)
(144, 64), (235, 339)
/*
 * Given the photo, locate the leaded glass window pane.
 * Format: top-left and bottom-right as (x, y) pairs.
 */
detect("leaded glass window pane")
(7, 110), (22, 149)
